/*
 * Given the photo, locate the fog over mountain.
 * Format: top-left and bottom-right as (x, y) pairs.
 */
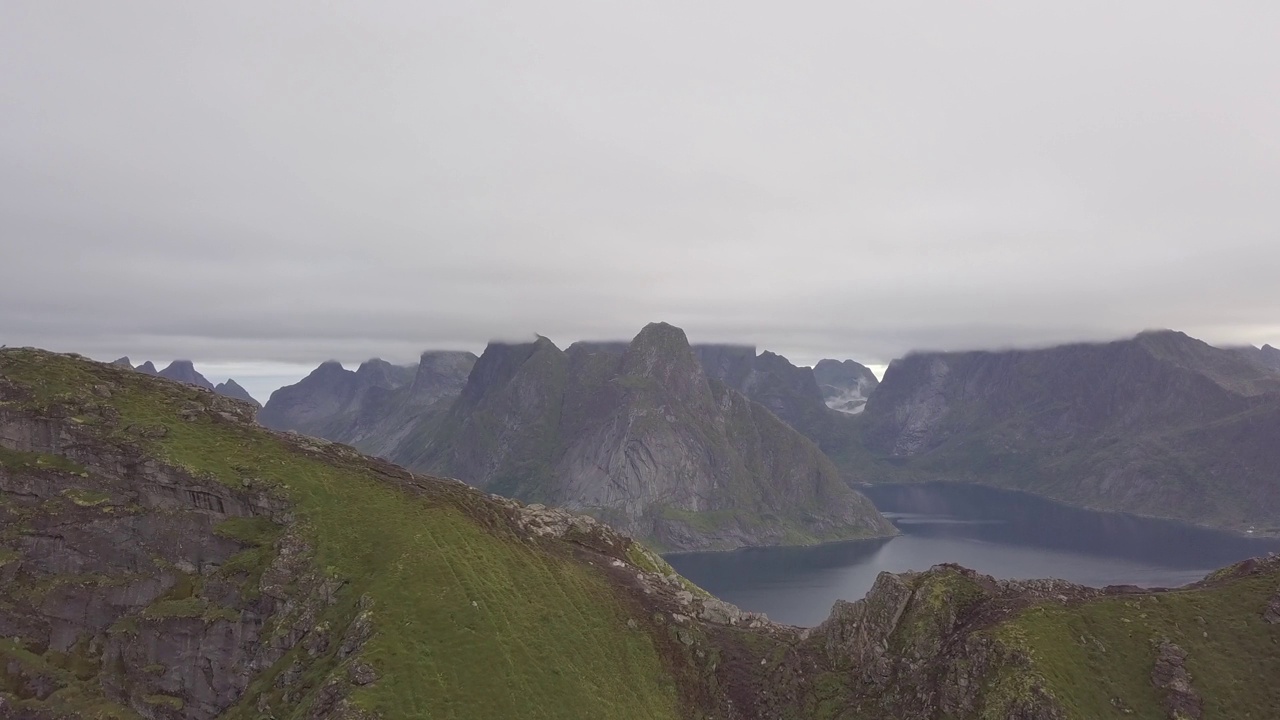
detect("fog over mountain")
(3, 2), (1278, 373)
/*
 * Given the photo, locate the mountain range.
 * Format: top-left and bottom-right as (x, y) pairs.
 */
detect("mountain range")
(260, 324), (1280, 539)
(3, 348), (1279, 719)
(113, 357), (262, 409)
(257, 351), (476, 456)
(262, 324), (894, 551)
(860, 330), (1280, 533)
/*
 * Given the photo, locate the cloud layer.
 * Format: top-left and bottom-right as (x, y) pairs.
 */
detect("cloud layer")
(3, 2), (1278, 376)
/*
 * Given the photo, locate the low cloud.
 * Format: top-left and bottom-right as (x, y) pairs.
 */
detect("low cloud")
(3, 2), (1277, 382)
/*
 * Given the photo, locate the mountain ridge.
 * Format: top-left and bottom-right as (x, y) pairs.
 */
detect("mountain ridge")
(859, 329), (1280, 533)
(402, 323), (894, 550)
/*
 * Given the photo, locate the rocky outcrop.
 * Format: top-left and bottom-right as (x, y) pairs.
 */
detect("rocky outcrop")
(813, 358), (880, 414)
(411, 323), (895, 550)
(0, 391), (307, 718)
(1264, 592), (1280, 624)
(1151, 642), (1202, 720)
(861, 330), (1280, 532)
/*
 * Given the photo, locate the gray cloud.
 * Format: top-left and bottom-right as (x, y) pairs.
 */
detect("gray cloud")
(3, 2), (1278, 382)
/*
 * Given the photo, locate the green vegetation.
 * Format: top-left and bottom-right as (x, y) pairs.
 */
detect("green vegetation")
(142, 694), (183, 710)
(214, 515), (282, 546)
(62, 487), (111, 507)
(142, 598), (205, 619)
(0, 445), (86, 475)
(0, 349), (681, 720)
(995, 573), (1280, 718)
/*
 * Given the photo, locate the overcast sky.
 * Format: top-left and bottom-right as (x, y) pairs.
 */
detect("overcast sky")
(3, 2), (1278, 401)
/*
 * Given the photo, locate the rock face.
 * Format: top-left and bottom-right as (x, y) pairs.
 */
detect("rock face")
(258, 351), (477, 456)
(861, 330), (1280, 532)
(2, 348), (1279, 720)
(813, 358), (880, 414)
(408, 324), (895, 550)
(693, 345), (837, 441)
(1151, 642), (1202, 720)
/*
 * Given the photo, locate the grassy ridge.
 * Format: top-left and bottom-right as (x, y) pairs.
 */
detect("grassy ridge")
(1, 350), (679, 719)
(996, 571), (1280, 719)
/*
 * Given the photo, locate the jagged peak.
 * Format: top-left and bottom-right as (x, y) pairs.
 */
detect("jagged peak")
(631, 321), (691, 347)
(459, 338), (563, 406)
(304, 360), (352, 382)
(214, 378), (261, 408)
(157, 359), (215, 391)
(621, 322), (713, 402)
(112, 356), (132, 367)
(356, 358), (391, 372)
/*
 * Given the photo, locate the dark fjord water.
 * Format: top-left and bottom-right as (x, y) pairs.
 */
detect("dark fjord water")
(665, 483), (1280, 627)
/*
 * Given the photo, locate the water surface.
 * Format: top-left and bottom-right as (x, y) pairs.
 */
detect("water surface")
(665, 483), (1280, 626)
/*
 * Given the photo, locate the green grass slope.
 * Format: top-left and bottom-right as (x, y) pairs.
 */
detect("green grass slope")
(998, 562), (1280, 719)
(0, 349), (680, 719)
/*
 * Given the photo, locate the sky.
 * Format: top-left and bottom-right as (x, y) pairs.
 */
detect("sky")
(3, 2), (1279, 402)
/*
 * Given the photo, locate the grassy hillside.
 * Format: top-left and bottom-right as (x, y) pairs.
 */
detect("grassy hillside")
(0, 349), (679, 719)
(997, 560), (1280, 719)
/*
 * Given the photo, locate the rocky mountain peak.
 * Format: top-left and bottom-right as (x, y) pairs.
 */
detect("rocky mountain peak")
(621, 322), (709, 402)
(407, 351), (478, 406)
(157, 359), (215, 391)
(354, 358), (408, 389)
(312, 359), (349, 378)
(213, 378), (261, 408)
(1256, 344), (1280, 371)
(134, 360), (159, 375)
(111, 356), (132, 367)
(813, 358), (880, 415)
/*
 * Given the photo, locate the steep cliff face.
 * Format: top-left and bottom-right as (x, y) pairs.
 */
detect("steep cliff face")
(695, 345), (834, 435)
(813, 359), (880, 414)
(410, 324), (894, 551)
(861, 331), (1280, 532)
(2, 348), (1278, 719)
